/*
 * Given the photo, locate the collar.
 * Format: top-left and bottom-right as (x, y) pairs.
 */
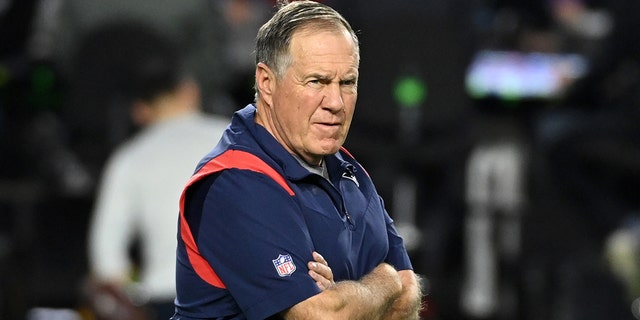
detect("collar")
(233, 104), (355, 182)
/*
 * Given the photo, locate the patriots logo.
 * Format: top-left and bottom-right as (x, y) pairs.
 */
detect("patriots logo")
(342, 171), (359, 187)
(272, 254), (296, 277)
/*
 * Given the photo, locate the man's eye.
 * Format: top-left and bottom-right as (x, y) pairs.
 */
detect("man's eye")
(341, 79), (357, 86)
(307, 79), (324, 87)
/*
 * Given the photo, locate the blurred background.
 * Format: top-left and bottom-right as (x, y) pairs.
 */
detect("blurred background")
(0, 0), (638, 319)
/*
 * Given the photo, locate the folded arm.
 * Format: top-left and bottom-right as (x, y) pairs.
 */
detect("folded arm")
(282, 263), (403, 320)
(305, 257), (423, 320)
(382, 270), (424, 320)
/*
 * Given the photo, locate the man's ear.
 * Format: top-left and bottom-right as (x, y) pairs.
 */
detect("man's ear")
(255, 62), (276, 106)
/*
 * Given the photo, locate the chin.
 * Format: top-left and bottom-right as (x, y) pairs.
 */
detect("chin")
(309, 137), (343, 155)
(320, 146), (341, 156)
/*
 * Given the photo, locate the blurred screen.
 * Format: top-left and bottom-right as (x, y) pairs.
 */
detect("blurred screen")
(465, 50), (589, 101)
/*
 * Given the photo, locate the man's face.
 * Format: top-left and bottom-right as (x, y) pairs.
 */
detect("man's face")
(267, 28), (359, 165)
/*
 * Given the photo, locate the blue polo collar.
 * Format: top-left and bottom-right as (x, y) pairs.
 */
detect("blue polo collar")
(234, 104), (355, 183)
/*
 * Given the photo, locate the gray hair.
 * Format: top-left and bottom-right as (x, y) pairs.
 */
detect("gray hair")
(254, 0), (359, 99)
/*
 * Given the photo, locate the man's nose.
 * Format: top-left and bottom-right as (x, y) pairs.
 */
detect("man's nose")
(322, 83), (344, 112)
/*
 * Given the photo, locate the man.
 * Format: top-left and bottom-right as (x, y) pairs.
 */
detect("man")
(86, 23), (230, 319)
(173, 1), (423, 319)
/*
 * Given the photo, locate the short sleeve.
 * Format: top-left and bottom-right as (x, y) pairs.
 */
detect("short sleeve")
(194, 169), (320, 319)
(382, 200), (413, 271)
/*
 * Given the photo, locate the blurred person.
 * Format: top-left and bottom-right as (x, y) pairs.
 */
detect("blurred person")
(40, 0), (230, 114)
(540, 3), (640, 317)
(25, 0), (232, 183)
(85, 23), (229, 320)
(469, 1), (639, 319)
(172, 1), (422, 319)
(532, 0), (639, 238)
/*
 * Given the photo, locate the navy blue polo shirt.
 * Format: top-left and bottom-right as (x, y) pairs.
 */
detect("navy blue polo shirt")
(173, 105), (412, 320)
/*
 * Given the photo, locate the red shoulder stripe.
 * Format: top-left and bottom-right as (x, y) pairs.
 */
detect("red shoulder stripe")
(339, 146), (355, 159)
(340, 146), (369, 177)
(178, 149), (294, 288)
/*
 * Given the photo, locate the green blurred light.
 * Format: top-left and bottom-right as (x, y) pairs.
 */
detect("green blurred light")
(394, 76), (427, 108)
(0, 65), (9, 87)
(32, 65), (55, 94)
(501, 88), (521, 104)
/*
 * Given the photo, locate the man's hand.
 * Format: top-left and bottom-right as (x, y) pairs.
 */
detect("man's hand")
(308, 251), (334, 290)
(305, 253), (422, 319)
(283, 262), (402, 319)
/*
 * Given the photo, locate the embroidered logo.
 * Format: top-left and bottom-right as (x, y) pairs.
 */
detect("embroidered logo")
(272, 254), (296, 277)
(342, 172), (359, 187)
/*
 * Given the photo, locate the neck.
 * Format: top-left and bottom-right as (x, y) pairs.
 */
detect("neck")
(255, 101), (324, 166)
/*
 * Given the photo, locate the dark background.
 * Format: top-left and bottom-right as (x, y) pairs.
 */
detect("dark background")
(1, 0), (638, 319)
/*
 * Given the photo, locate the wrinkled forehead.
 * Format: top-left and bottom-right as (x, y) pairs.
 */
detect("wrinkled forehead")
(291, 23), (360, 59)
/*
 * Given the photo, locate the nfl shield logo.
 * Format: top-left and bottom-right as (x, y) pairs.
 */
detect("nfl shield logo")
(272, 254), (296, 277)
